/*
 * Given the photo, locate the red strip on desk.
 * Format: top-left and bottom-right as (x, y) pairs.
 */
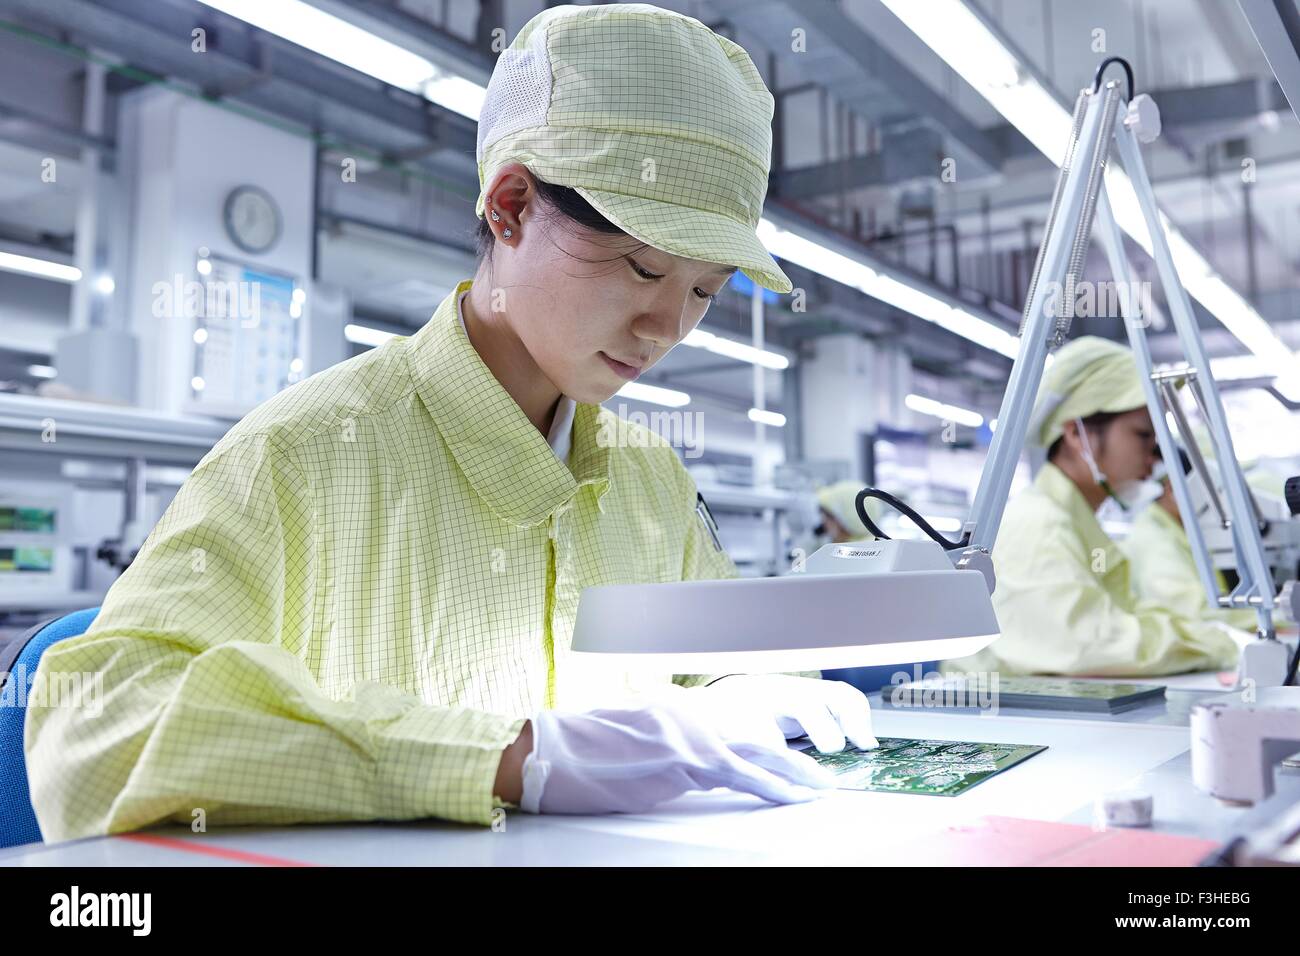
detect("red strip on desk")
(117, 832), (319, 866)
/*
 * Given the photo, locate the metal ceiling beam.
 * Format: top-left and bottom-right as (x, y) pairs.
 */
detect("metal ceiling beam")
(0, 98), (115, 160)
(1, 0), (479, 162)
(772, 125), (945, 198)
(775, 0), (1008, 175)
(1127, 78), (1287, 129)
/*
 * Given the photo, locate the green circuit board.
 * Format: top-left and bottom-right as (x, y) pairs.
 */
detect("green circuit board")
(801, 737), (1047, 796)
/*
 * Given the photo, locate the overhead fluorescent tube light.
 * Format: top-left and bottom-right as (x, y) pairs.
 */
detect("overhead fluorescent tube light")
(0, 251), (80, 283)
(945, 309), (1022, 358)
(616, 382), (691, 407)
(1210, 354), (1279, 382)
(871, 274), (959, 326)
(197, 0), (485, 119)
(422, 76), (487, 121)
(880, 0), (1300, 401)
(756, 219), (1020, 359)
(1101, 171), (1300, 400)
(683, 329), (789, 369)
(878, 0), (1072, 163)
(905, 393), (984, 428)
(748, 408), (786, 427)
(344, 323), (398, 348)
(755, 219), (881, 296)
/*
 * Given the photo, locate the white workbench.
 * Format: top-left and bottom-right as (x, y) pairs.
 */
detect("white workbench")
(6, 679), (1297, 866)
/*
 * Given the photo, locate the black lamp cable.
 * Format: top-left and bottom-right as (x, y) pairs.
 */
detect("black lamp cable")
(1092, 56), (1135, 101)
(854, 487), (971, 552)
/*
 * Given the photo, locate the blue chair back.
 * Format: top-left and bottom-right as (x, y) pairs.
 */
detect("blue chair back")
(0, 607), (100, 849)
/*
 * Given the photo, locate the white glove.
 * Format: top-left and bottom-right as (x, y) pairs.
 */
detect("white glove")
(518, 703), (836, 815)
(694, 675), (879, 753)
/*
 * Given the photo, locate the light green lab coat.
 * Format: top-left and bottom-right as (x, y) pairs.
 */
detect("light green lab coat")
(1124, 502), (1259, 633)
(945, 463), (1239, 677)
(25, 279), (739, 841)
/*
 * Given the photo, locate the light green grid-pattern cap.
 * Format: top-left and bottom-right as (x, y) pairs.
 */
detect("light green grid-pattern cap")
(1028, 336), (1149, 447)
(475, 2), (792, 293)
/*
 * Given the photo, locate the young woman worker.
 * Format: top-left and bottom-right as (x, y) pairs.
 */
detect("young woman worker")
(26, 3), (876, 841)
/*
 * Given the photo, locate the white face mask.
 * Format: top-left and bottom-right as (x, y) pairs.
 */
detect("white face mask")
(1109, 476), (1163, 511)
(1073, 416), (1156, 512)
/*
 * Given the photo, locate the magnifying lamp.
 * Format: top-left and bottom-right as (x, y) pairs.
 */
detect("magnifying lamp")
(572, 537), (999, 671)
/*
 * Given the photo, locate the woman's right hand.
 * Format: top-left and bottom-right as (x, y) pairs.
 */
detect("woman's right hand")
(505, 703), (836, 815)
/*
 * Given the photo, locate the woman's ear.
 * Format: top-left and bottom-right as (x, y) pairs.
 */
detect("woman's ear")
(1059, 418), (1082, 459)
(484, 164), (537, 238)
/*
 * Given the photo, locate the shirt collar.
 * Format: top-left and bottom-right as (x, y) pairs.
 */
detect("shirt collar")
(408, 279), (611, 527)
(1034, 461), (1123, 565)
(547, 392), (577, 464)
(456, 289), (576, 464)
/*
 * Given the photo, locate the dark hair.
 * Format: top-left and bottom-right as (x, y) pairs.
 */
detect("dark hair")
(1047, 410), (1122, 462)
(474, 174), (643, 262)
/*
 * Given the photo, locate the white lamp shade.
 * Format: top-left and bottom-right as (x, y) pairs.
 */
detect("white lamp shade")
(572, 567), (1000, 672)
